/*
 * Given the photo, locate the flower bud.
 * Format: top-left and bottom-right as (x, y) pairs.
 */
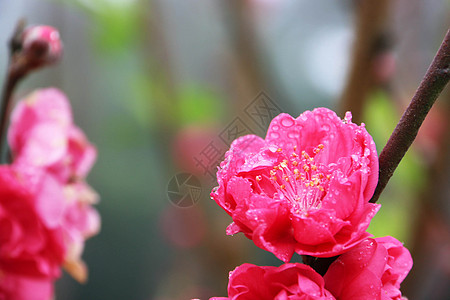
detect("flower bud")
(21, 25), (63, 68)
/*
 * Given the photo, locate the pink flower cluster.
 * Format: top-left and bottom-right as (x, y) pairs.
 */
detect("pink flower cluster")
(212, 237), (412, 300)
(0, 88), (99, 299)
(210, 108), (412, 299)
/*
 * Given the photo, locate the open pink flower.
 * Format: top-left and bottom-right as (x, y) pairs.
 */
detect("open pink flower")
(324, 237), (412, 299)
(211, 108), (380, 261)
(0, 165), (65, 292)
(8, 88), (97, 183)
(210, 263), (335, 300)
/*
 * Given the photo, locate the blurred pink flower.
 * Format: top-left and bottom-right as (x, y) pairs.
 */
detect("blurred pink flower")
(211, 108), (380, 261)
(172, 125), (218, 176)
(8, 88), (97, 183)
(324, 237), (412, 300)
(0, 165), (65, 296)
(61, 182), (100, 282)
(7, 87), (99, 283)
(210, 263), (335, 300)
(0, 271), (54, 300)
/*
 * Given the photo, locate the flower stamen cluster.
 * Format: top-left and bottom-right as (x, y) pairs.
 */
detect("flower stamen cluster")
(266, 145), (329, 214)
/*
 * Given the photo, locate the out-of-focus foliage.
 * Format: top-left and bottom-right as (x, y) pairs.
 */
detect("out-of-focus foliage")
(60, 0), (140, 52)
(176, 86), (225, 127)
(365, 91), (425, 242)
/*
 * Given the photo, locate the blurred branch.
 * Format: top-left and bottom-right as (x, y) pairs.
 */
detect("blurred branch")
(339, 0), (390, 124)
(225, 0), (267, 111)
(370, 29), (450, 203)
(141, 1), (180, 132)
(0, 19), (26, 160)
(227, 1), (265, 93)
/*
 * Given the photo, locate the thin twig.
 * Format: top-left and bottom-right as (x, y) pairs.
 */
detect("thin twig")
(0, 69), (19, 158)
(0, 20), (27, 159)
(307, 29), (450, 276)
(370, 29), (450, 203)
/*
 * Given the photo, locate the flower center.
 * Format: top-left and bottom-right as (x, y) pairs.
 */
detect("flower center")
(257, 144), (330, 213)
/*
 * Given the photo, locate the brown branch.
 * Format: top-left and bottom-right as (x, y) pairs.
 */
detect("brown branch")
(0, 20), (27, 159)
(370, 29), (450, 203)
(307, 28), (450, 277)
(339, 0), (390, 124)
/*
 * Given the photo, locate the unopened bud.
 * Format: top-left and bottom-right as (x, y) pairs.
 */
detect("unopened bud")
(21, 25), (63, 68)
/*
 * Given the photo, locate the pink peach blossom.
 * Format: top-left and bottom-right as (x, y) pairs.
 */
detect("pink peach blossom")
(324, 237), (412, 300)
(210, 263), (335, 300)
(8, 88), (97, 183)
(61, 182), (100, 282)
(7, 88), (100, 284)
(0, 165), (65, 287)
(0, 271), (54, 300)
(211, 108), (380, 261)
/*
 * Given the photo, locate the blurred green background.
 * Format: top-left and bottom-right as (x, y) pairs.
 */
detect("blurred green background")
(1, 0), (450, 299)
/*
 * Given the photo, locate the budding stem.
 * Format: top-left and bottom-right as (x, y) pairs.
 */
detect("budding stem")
(0, 20), (27, 162)
(0, 68), (19, 161)
(370, 29), (450, 203)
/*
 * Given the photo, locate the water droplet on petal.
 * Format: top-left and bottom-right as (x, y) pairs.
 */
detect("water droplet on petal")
(270, 132), (280, 139)
(287, 131), (299, 139)
(321, 124), (331, 132)
(344, 111), (352, 123)
(269, 145), (278, 152)
(281, 117), (295, 127)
